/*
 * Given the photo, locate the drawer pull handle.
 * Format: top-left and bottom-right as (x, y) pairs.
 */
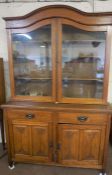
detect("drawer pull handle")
(77, 116), (88, 122)
(25, 114), (35, 119)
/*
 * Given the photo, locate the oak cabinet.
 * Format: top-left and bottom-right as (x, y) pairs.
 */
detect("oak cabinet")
(7, 109), (53, 163)
(2, 5), (112, 174)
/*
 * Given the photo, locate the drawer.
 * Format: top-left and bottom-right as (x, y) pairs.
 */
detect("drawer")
(58, 112), (108, 124)
(7, 109), (52, 122)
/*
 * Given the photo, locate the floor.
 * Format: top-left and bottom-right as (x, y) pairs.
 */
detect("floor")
(0, 144), (112, 175)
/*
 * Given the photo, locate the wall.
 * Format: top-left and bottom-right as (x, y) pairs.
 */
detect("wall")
(0, 1), (112, 142)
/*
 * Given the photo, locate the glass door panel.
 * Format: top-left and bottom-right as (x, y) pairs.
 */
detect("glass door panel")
(12, 25), (52, 97)
(62, 25), (106, 99)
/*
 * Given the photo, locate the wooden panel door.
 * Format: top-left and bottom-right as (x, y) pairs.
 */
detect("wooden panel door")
(58, 124), (106, 167)
(79, 125), (106, 165)
(58, 124), (79, 165)
(31, 122), (53, 162)
(12, 124), (31, 157)
(10, 120), (53, 163)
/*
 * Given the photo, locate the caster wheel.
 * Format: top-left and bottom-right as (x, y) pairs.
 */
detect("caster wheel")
(8, 163), (15, 170)
(99, 173), (107, 175)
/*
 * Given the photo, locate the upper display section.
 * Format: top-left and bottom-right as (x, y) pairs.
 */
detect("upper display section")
(4, 5), (112, 104)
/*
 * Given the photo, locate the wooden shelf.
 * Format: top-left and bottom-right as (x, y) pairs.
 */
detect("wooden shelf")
(62, 78), (103, 81)
(63, 40), (105, 43)
(14, 40), (51, 44)
(15, 77), (52, 80)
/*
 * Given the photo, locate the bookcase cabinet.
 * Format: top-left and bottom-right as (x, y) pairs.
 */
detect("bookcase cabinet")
(2, 5), (112, 174)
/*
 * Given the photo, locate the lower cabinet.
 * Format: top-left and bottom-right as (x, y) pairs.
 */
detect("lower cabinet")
(7, 109), (53, 163)
(11, 121), (53, 163)
(57, 124), (106, 168)
(4, 108), (110, 172)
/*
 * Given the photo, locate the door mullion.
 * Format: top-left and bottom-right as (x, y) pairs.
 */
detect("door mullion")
(51, 19), (58, 102)
(56, 18), (62, 103)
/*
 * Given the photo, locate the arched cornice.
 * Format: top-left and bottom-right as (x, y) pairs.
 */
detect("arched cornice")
(3, 5), (112, 29)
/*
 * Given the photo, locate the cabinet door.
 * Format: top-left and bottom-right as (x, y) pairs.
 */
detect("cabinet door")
(11, 19), (56, 102)
(57, 19), (107, 104)
(10, 120), (53, 163)
(58, 124), (106, 167)
(11, 123), (31, 158)
(79, 125), (106, 166)
(58, 124), (79, 164)
(31, 123), (53, 162)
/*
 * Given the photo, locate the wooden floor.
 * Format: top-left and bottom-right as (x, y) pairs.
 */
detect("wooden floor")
(0, 144), (112, 175)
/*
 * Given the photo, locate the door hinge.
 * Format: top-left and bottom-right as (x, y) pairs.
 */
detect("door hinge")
(57, 143), (61, 150)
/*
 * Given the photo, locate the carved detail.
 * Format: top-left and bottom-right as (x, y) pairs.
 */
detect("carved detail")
(13, 125), (30, 155)
(32, 126), (49, 157)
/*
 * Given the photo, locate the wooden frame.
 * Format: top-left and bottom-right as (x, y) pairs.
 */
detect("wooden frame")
(7, 19), (57, 102)
(2, 6), (112, 174)
(4, 5), (112, 104)
(57, 18), (111, 104)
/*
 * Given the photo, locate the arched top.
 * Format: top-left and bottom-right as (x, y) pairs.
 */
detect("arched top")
(3, 5), (112, 29)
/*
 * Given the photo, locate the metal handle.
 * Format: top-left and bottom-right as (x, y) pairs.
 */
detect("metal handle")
(77, 116), (88, 122)
(25, 114), (35, 119)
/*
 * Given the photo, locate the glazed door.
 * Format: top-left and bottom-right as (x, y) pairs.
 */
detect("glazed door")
(11, 19), (56, 102)
(10, 120), (53, 163)
(10, 18), (108, 104)
(57, 19), (107, 104)
(57, 124), (106, 167)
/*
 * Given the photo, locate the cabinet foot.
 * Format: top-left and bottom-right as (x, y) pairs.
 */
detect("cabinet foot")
(8, 162), (15, 170)
(99, 172), (107, 175)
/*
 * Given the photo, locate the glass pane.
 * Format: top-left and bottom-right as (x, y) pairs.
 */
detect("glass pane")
(12, 25), (52, 96)
(62, 25), (106, 99)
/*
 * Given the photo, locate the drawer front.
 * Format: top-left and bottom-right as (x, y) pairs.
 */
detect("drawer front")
(7, 109), (52, 122)
(58, 112), (108, 124)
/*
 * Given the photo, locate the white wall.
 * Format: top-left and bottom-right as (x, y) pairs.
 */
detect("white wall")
(0, 1), (112, 142)
(94, 0), (112, 12)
